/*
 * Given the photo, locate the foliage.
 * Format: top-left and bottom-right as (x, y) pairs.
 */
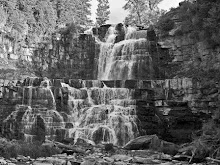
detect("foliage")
(157, 16), (175, 33)
(51, 0), (92, 28)
(96, 0), (110, 26)
(0, 138), (61, 159)
(0, 6), (7, 29)
(157, 0), (220, 47)
(0, 0), (92, 77)
(123, 0), (164, 26)
(178, 109), (220, 163)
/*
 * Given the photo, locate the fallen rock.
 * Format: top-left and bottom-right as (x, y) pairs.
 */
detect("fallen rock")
(123, 134), (161, 150)
(0, 159), (7, 165)
(132, 156), (161, 164)
(33, 162), (53, 165)
(104, 143), (114, 153)
(114, 162), (127, 165)
(103, 157), (114, 163)
(81, 159), (97, 165)
(7, 163), (16, 165)
(123, 134), (179, 155)
(46, 157), (66, 165)
(74, 138), (95, 147)
(160, 140), (180, 155)
(111, 154), (132, 161)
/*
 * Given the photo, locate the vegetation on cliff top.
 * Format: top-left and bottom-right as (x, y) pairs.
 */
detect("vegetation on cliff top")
(0, 0), (92, 54)
(157, 0), (220, 48)
(0, 0), (92, 78)
(96, 0), (110, 26)
(123, 0), (164, 26)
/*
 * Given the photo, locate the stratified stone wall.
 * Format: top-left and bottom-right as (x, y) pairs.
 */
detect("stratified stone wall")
(0, 77), (214, 143)
(33, 32), (97, 79)
(158, 32), (220, 78)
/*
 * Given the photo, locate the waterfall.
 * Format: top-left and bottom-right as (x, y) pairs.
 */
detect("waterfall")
(97, 25), (153, 80)
(61, 82), (138, 145)
(3, 25), (155, 146)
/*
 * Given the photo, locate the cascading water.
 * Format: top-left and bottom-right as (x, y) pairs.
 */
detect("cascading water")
(3, 78), (64, 142)
(62, 83), (139, 146)
(98, 25), (153, 80)
(3, 24), (155, 146)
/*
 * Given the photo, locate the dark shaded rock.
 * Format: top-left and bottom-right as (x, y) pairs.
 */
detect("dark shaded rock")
(61, 150), (75, 155)
(123, 134), (161, 150)
(102, 81), (115, 88)
(65, 123), (74, 129)
(55, 129), (66, 142)
(166, 101), (188, 107)
(53, 79), (63, 87)
(31, 115), (46, 143)
(114, 23), (125, 43)
(93, 24), (112, 41)
(160, 140), (179, 155)
(147, 27), (157, 41)
(69, 79), (83, 88)
(124, 80), (138, 89)
(141, 80), (152, 89)
(74, 138), (95, 148)
(61, 138), (74, 145)
(104, 143), (114, 152)
(123, 135), (179, 155)
(133, 89), (154, 100)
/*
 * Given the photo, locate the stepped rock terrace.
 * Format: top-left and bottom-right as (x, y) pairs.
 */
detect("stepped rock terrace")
(0, 77), (211, 144)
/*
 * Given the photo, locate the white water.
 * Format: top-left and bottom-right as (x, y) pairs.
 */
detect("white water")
(61, 82), (138, 145)
(97, 25), (152, 80)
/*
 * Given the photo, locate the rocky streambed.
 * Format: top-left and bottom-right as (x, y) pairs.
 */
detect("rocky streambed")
(0, 135), (218, 165)
(0, 149), (212, 165)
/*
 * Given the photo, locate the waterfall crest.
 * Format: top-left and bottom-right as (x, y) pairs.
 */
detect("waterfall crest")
(98, 25), (153, 80)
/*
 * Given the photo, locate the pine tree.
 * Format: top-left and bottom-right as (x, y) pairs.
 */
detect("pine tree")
(96, 0), (110, 26)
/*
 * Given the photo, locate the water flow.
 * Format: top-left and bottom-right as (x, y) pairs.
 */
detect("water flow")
(97, 25), (152, 80)
(61, 82), (138, 146)
(3, 25), (152, 146)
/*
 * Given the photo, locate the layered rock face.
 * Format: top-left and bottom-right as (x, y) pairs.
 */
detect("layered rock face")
(158, 21), (220, 78)
(1, 77), (207, 144)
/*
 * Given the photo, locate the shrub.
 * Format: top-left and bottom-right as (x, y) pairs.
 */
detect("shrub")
(158, 17), (175, 32)
(157, 0), (220, 48)
(0, 138), (61, 159)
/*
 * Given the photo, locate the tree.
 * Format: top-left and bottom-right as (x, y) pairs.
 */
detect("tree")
(96, 0), (110, 26)
(0, 6), (7, 29)
(123, 0), (163, 26)
(0, 0), (92, 78)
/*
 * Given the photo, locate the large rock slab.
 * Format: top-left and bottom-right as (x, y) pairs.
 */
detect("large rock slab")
(123, 134), (161, 150)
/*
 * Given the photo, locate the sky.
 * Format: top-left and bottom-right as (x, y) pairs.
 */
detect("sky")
(90, 0), (184, 24)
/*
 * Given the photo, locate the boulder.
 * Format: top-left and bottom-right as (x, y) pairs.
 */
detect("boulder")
(81, 159), (97, 165)
(111, 154), (132, 162)
(132, 156), (160, 164)
(74, 138), (95, 147)
(160, 140), (180, 155)
(33, 162), (53, 165)
(123, 135), (179, 155)
(123, 134), (161, 150)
